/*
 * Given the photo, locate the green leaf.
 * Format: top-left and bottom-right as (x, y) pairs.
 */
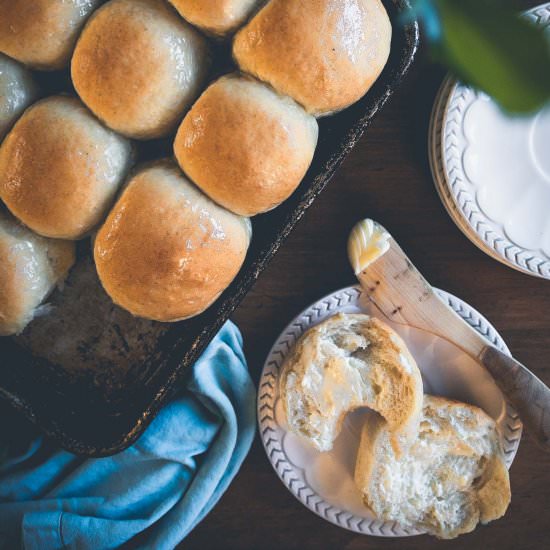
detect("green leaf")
(432, 0), (550, 114)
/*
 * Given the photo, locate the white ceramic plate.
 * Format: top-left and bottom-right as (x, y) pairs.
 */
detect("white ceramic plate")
(429, 76), (509, 266)
(429, 3), (550, 279)
(258, 286), (522, 537)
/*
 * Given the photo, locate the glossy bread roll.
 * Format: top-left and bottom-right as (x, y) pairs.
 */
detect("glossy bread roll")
(94, 161), (251, 322)
(169, 0), (262, 36)
(72, 0), (211, 139)
(0, 96), (133, 240)
(233, 0), (392, 116)
(174, 74), (318, 216)
(0, 209), (75, 336)
(0, 0), (102, 70)
(0, 53), (38, 140)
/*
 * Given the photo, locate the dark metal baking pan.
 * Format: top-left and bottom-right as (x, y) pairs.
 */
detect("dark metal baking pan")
(0, 0), (419, 456)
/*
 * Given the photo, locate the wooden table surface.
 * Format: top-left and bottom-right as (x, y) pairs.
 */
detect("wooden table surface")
(183, 38), (550, 550)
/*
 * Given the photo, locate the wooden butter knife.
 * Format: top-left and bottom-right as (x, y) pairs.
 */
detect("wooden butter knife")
(348, 218), (550, 452)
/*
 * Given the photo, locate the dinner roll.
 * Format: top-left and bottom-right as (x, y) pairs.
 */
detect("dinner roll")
(72, 0), (211, 139)
(355, 395), (511, 539)
(0, 53), (38, 141)
(169, 0), (262, 36)
(0, 209), (75, 336)
(174, 74), (318, 216)
(233, 0), (392, 116)
(280, 313), (423, 452)
(0, 96), (133, 240)
(94, 161), (251, 322)
(0, 0), (102, 70)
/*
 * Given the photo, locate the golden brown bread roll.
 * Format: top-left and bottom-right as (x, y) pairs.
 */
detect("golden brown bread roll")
(169, 0), (262, 36)
(72, 0), (211, 140)
(0, 53), (38, 141)
(0, 95), (133, 240)
(0, 208), (75, 336)
(174, 73), (318, 216)
(94, 161), (251, 322)
(0, 0), (102, 70)
(233, 0), (392, 116)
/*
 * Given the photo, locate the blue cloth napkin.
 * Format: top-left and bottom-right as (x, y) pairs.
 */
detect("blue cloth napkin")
(0, 321), (256, 550)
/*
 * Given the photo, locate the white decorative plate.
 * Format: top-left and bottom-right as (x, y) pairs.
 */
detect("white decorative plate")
(429, 77), (508, 265)
(258, 286), (522, 537)
(429, 3), (550, 279)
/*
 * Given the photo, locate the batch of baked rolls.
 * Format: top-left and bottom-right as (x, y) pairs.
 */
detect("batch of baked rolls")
(0, 0), (392, 335)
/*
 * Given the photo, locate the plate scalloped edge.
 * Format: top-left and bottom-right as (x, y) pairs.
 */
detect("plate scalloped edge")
(429, 2), (550, 279)
(258, 285), (522, 537)
(429, 76), (510, 264)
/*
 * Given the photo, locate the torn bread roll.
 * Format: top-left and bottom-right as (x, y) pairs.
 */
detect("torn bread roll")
(279, 312), (423, 452)
(0, 208), (75, 336)
(174, 73), (318, 216)
(233, 0), (392, 116)
(355, 395), (511, 539)
(94, 161), (251, 322)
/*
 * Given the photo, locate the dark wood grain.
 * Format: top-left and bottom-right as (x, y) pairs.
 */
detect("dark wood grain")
(181, 37), (550, 550)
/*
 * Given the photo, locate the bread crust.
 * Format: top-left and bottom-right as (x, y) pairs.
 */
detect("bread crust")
(0, 209), (75, 335)
(279, 312), (423, 452)
(94, 161), (251, 321)
(0, 53), (38, 140)
(169, 0), (261, 36)
(0, 0), (101, 70)
(174, 73), (318, 216)
(71, 0), (210, 139)
(0, 96), (133, 239)
(233, 0), (392, 116)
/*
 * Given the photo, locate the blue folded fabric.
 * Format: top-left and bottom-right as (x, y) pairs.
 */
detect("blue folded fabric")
(0, 321), (256, 550)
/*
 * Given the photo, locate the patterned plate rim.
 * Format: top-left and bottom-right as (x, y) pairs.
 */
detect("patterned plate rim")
(429, 87), (524, 270)
(257, 285), (522, 537)
(428, 3), (550, 279)
(428, 78), (512, 265)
